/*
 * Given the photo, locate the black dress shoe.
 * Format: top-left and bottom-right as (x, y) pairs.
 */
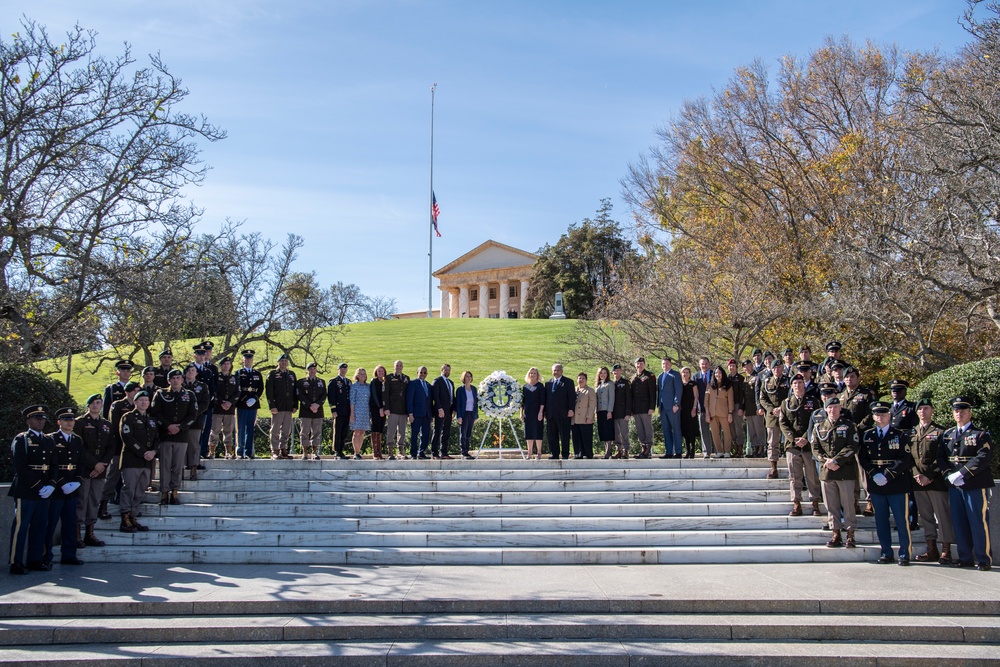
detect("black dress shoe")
(952, 561), (975, 568)
(27, 562), (53, 571)
(898, 557), (910, 567)
(417, 455), (430, 460)
(876, 555), (895, 565)
(977, 563), (992, 571)
(9, 563), (29, 575)
(573, 455), (583, 459)
(335, 454), (348, 460)
(196, 464), (206, 470)
(60, 557), (85, 566)
(463, 454), (475, 459)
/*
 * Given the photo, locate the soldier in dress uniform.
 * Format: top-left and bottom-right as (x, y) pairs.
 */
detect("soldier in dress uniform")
(806, 382), (843, 444)
(742, 359), (766, 458)
(196, 341), (219, 460)
(118, 391), (158, 533)
(840, 366), (876, 516)
(859, 401), (914, 565)
(816, 341), (847, 380)
(781, 348), (796, 379)
(209, 356), (240, 459)
(778, 374), (822, 517)
(183, 363), (211, 480)
(100, 382), (139, 520)
(611, 364), (632, 459)
(44, 408), (84, 566)
(101, 359), (133, 420)
(141, 367), (157, 396)
(74, 395), (114, 548)
(150, 369), (198, 505)
(910, 397), (954, 564)
(235, 350), (264, 460)
(328, 362), (353, 460)
(888, 379), (920, 530)
(383, 360), (410, 460)
(265, 353), (298, 459)
(152, 348), (174, 388)
(8, 405), (56, 574)
(810, 397), (860, 548)
(757, 360), (789, 479)
(798, 345), (818, 375)
(938, 396), (993, 571)
(630, 357), (658, 459)
(296, 362), (326, 459)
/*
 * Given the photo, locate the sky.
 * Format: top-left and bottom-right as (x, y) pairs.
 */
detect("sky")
(2, 1), (974, 314)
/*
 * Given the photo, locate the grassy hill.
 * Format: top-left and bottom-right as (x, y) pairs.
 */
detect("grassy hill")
(37, 318), (581, 407)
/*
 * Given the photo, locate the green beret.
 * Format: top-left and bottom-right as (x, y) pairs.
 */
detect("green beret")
(86, 394), (102, 406)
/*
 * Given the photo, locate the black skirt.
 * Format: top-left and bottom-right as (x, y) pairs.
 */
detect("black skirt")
(524, 417), (544, 440)
(596, 411), (614, 442)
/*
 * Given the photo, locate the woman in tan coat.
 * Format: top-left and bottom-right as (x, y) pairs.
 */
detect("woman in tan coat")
(572, 372), (596, 459)
(702, 366), (734, 458)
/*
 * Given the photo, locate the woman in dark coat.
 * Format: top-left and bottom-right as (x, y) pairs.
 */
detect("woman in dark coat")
(521, 367), (546, 460)
(679, 366), (700, 459)
(369, 364), (387, 459)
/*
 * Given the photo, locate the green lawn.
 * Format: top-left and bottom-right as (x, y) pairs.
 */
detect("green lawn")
(38, 318), (582, 407)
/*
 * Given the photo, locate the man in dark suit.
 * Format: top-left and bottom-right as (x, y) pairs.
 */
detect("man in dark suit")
(430, 364), (456, 459)
(406, 366), (432, 459)
(544, 363), (575, 460)
(657, 357), (683, 458)
(695, 357), (715, 456)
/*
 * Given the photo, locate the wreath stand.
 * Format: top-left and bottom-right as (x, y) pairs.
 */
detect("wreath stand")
(475, 417), (526, 459)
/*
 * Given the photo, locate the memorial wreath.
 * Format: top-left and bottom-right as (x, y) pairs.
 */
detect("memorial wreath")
(478, 370), (522, 419)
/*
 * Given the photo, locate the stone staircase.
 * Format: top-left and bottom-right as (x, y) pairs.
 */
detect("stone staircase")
(84, 458), (884, 564)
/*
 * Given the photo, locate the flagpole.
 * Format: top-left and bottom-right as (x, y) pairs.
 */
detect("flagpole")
(427, 82), (437, 319)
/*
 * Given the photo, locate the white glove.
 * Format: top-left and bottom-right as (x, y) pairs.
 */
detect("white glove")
(872, 473), (888, 486)
(947, 471), (964, 486)
(246, 397), (256, 407)
(38, 485), (55, 499)
(61, 481), (81, 494)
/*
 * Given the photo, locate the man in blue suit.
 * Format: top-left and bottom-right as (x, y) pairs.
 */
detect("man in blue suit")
(544, 363), (576, 460)
(657, 357), (683, 458)
(406, 366), (432, 459)
(695, 357), (716, 457)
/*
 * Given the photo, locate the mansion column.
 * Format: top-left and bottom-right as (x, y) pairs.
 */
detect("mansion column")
(478, 282), (489, 318)
(449, 289), (459, 319)
(440, 289), (450, 319)
(459, 286), (469, 318)
(499, 282), (510, 319)
(520, 280), (530, 314)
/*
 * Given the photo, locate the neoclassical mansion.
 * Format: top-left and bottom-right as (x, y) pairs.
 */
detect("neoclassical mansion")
(433, 240), (537, 319)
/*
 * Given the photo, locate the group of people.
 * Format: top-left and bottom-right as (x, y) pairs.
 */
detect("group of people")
(6, 340), (994, 574)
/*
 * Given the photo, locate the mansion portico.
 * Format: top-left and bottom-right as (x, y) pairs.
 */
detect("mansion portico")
(433, 240), (537, 318)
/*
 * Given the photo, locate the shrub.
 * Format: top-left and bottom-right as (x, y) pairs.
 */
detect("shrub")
(0, 364), (78, 482)
(915, 357), (1000, 479)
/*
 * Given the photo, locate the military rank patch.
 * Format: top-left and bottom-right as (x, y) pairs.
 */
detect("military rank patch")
(122, 424), (131, 434)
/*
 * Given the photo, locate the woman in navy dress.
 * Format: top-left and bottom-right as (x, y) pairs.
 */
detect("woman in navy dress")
(521, 367), (546, 460)
(455, 371), (478, 459)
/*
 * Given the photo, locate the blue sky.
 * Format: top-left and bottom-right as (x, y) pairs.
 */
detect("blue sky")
(4, 1), (972, 313)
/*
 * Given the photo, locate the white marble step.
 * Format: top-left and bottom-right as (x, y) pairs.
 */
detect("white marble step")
(70, 544), (883, 565)
(183, 478), (785, 492)
(120, 501), (808, 518)
(201, 458), (774, 470)
(196, 466), (779, 481)
(95, 528), (878, 549)
(107, 514), (844, 532)
(160, 489), (792, 504)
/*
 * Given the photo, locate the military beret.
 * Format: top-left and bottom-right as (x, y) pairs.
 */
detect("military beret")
(55, 407), (76, 420)
(22, 404), (47, 420)
(86, 394), (102, 406)
(143, 366), (155, 375)
(790, 373), (805, 383)
(242, 349), (255, 358)
(742, 359), (753, 366)
(307, 361), (318, 369)
(800, 345), (811, 352)
(727, 358), (737, 365)
(338, 362), (349, 369)
(889, 379), (909, 390)
(219, 356), (232, 365)
(134, 390), (150, 400)
(825, 341), (842, 351)
(114, 359), (133, 371)
(612, 363), (622, 371)
(951, 396), (974, 410)
(843, 365), (859, 376)
(824, 397), (840, 408)
(184, 363), (197, 373)
(634, 356), (645, 364)
(167, 369), (183, 379)
(783, 348), (793, 356)
(763, 350), (775, 359)
(278, 353), (291, 361)
(870, 401), (891, 414)
(770, 359), (783, 369)
(752, 348), (763, 355)
(915, 397), (934, 409)
(159, 348), (173, 358)
(124, 381), (140, 392)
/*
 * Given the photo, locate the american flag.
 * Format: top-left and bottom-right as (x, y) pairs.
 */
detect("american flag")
(432, 191), (441, 237)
